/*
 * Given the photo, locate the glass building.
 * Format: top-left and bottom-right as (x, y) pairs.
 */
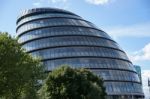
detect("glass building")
(134, 65), (142, 84)
(16, 8), (144, 99)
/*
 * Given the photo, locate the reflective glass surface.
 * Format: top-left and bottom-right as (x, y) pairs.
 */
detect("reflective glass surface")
(22, 36), (120, 51)
(42, 58), (135, 71)
(17, 8), (77, 21)
(30, 47), (129, 60)
(92, 70), (140, 82)
(104, 82), (143, 94)
(17, 13), (82, 26)
(18, 27), (111, 43)
(17, 18), (96, 35)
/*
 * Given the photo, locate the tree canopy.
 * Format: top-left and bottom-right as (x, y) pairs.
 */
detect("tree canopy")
(39, 66), (106, 99)
(0, 32), (106, 99)
(0, 32), (45, 99)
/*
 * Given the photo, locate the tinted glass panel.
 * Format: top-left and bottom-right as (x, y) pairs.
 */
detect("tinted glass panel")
(18, 27), (111, 43)
(42, 58), (136, 71)
(17, 13), (82, 26)
(22, 36), (121, 52)
(104, 82), (143, 94)
(30, 47), (129, 60)
(17, 18), (96, 35)
(92, 70), (140, 82)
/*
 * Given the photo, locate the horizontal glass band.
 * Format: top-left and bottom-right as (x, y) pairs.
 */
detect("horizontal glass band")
(30, 46), (129, 61)
(17, 8), (78, 22)
(92, 69), (140, 82)
(42, 58), (135, 72)
(18, 26), (111, 43)
(17, 18), (96, 35)
(17, 13), (82, 26)
(104, 82), (143, 94)
(22, 36), (121, 52)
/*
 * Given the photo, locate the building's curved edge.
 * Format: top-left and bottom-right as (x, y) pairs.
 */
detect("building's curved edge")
(17, 7), (80, 24)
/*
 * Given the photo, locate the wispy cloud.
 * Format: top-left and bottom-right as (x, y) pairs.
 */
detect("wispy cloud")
(129, 43), (150, 62)
(33, 0), (113, 8)
(48, 0), (69, 9)
(33, 2), (42, 7)
(85, 0), (111, 5)
(33, 0), (69, 9)
(49, 0), (68, 3)
(106, 22), (150, 39)
(142, 70), (150, 99)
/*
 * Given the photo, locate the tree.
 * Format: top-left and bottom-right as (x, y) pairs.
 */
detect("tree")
(0, 32), (45, 99)
(39, 66), (106, 99)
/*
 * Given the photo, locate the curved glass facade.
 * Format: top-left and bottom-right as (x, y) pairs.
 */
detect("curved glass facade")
(17, 8), (144, 99)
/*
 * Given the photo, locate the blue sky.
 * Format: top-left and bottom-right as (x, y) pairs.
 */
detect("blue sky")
(0, 0), (150, 97)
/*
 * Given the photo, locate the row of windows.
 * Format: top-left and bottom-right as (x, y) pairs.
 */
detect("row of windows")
(17, 13), (82, 26)
(43, 61), (139, 82)
(104, 82), (143, 94)
(17, 8), (75, 21)
(17, 18), (96, 35)
(22, 36), (121, 52)
(43, 58), (135, 71)
(31, 47), (129, 61)
(18, 27), (111, 43)
(106, 95), (144, 99)
(92, 70), (140, 82)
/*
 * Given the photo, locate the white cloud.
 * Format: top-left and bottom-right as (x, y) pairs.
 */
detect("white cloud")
(106, 22), (150, 39)
(85, 0), (110, 5)
(33, 2), (42, 7)
(33, 0), (69, 9)
(33, 0), (112, 7)
(142, 70), (150, 99)
(129, 43), (150, 62)
(48, 0), (69, 9)
(48, 0), (68, 3)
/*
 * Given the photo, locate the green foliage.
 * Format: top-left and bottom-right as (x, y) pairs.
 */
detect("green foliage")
(39, 66), (106, 99)
(0, 32), (45, 99)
